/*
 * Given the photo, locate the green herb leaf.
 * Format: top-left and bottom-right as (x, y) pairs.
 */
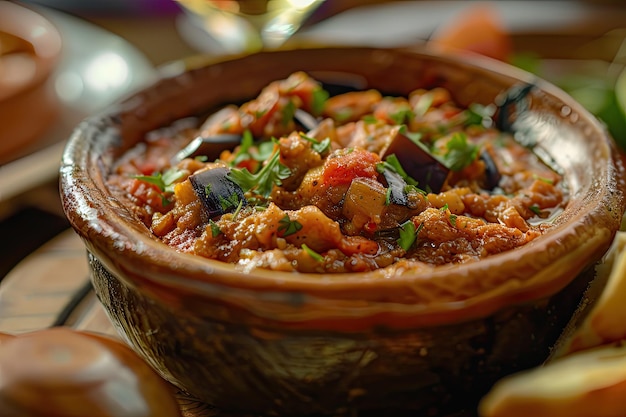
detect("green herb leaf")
(133, 167), (186, 194)
(363, 115), (378, 124)
(403, 184), (427, 196)
(449, 214), (457, 227)
(219, 193), (241, 211)
(532, 174), (554, 184)
(397, 220), (417, 252)
(376, 154), (419, 187)
(442, 132), (480, 171)
(311, 88), (329, 116)
(389, 107), (414, 125)
(302, 243), (324, 262)
(440, 203), (449, 212)
(335, 108), (353, 122)
(231, 130), (254, 167)
(529, 205), (542, 215)
(463, 103), (495, 126)
(299, 132), (331, 155)
(209, 219), (222, 237)
(228, 150), (291, 197)
(278, 215), (303, 237)
(231, 197), (244, 221)
(282, 100), (296, 126)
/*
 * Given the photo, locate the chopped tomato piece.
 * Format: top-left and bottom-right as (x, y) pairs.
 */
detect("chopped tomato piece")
(322, 148), (381, 187)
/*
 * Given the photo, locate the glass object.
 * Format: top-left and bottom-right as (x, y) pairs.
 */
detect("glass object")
(176, 0), (324, 53)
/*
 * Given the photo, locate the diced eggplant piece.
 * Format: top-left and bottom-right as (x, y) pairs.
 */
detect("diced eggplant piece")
(189, 167), (247, 219)
(381, 169), (408, 206)
(480, 150), (502, 190)
(495, 83), (535, 133)
(172, 133), (242, 164)
(380, 132), (450, 193)
(342, 178), (387, 232)
(294, 109), (319, 131)
(374, 228), (400, 240)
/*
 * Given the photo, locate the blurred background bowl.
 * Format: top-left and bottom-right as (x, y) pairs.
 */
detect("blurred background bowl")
(60, 46), (626, 416)
(0, 1), (62, 163)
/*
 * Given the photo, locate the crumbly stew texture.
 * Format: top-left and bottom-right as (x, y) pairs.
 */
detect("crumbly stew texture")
(108, 72), (566, 274)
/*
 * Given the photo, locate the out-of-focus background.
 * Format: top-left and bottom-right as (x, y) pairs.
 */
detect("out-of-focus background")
(0, 0), (625, 329)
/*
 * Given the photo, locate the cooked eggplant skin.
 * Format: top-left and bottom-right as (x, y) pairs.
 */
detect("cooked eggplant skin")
(381, 168), (409, 206)
(495, 83), (535, 133)
(172, 133), (242, 164)
(294, 108), (319, 131)
(381, 132), (450, 193)
(189, 167), (247, 219)
(480, 150), (502, 190)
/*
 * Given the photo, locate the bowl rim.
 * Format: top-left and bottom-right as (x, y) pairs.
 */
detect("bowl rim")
(60, 46), (626, 327)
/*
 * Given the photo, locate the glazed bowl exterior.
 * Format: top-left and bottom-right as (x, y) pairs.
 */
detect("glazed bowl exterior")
(60, 47), (626, 416)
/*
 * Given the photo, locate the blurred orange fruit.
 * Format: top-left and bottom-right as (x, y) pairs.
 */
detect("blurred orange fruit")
(428, 3), (512, 62)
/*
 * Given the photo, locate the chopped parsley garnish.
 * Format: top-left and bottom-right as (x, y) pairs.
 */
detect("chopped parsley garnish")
(385, 187), (392, 205)
(335, 108), (353, 122)
(278, 215), (302, 237)
(134, 167), (185, 194)
(133, 167), (186, 205)
(389, 107), (414, 125)
(440, 203), (449, 212)
(397, 220), (417, 252)
(256, 140), (277, 161)
(219, 193), (241, 212)
(231, 130), (254, 167)
(232, 131), (277, 169)
(363, 115), (378, 124)
(231, 198), (244, 221)
(463, 103), (495, 127)
(533, 174), (554, 184)
(404, 184), (427, 196)
(311, 88), (329, 116)
(442, 132), (480, 171)
(376, 154), (419, 187)
(228, 149), (291, 197)
(529, 205), (542, 215)
(282, 100), (296, 126)
(209, 219), (222, 237)
(449, 214), (457, 227)
(302, 244), (324, 262)
(299, 132), (331, 154)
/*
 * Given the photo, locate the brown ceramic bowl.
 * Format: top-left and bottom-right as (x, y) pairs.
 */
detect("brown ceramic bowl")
(60, 47), (626, 416)
(0, 2), (61, 163)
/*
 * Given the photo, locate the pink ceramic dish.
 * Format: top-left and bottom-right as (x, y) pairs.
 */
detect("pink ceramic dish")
(60, 47), (625, 416)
